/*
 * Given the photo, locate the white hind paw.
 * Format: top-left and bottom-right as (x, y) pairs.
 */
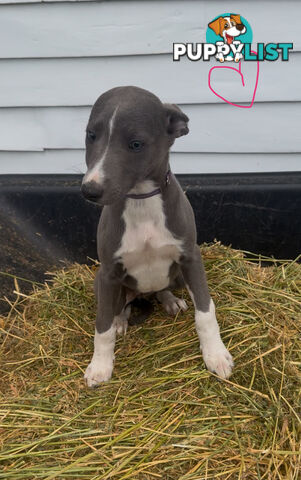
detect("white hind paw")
(165, 297), (188, 315)
(157, 290), (188, 315)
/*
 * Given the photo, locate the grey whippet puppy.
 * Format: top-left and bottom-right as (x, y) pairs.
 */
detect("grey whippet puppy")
(81, 86), (233, 387)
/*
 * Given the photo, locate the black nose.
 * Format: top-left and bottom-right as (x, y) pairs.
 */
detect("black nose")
(236, 23), (245, 31)
(81, 182), (103, 203)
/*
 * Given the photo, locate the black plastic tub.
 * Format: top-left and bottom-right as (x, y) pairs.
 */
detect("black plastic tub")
(1, 172), (300, 313)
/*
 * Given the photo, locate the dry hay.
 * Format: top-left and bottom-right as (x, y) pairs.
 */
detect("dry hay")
(0, 243), (300, 479)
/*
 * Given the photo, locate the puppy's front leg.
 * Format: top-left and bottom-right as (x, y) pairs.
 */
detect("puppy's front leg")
(181, 246), (234, 379)
(84, 267), (123, 387)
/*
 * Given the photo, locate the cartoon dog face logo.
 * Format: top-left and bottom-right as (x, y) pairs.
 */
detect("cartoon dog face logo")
(208, 14), (247, 62)
(208, 14), (246, 44)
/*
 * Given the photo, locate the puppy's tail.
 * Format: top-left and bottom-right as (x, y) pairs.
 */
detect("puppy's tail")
(127, 298), (154, 326)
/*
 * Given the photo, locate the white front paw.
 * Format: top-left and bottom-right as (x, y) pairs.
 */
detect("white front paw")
(84, 359), (113, 387)
(202, 341), (234, 379)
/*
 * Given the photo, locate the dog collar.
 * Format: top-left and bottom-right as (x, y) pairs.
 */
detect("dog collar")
(125, 170), (171, 199)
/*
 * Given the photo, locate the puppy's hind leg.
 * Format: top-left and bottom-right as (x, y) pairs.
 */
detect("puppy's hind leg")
(114, 302), (131, 336)
(156, 289), (188, 315)
(156, 271), (188, 315)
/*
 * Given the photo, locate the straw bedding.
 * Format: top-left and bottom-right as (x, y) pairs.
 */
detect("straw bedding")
(0, 243), (300, 479)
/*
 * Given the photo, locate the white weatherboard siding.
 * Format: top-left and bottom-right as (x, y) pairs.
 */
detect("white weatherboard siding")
(0, 1), (300, 58)
(0, 0), (300, 174)
(1, 104), (300, 153)
(1, 55), (301, 107)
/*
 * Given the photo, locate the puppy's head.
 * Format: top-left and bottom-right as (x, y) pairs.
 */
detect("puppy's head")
(208, 14), (246, 44)
(81, 86), (189, 205)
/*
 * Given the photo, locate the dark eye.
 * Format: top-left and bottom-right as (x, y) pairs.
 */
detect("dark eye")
(128, 140), (144, 152)
(224, 23), (229, 28)
(87, 130), (96, 142)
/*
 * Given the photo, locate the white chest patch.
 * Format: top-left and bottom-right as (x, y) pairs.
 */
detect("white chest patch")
(115, 182), (183, 293)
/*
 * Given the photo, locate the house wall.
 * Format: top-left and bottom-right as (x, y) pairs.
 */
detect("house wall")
(0, 0), (300, 174)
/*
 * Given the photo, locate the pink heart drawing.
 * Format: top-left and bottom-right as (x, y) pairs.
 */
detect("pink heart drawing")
(208, 51), (260, 108)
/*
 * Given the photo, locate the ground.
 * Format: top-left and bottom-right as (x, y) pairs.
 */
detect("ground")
(0, 243), (300, 479)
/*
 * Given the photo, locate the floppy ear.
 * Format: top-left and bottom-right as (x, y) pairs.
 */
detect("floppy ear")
(208, 16), (226, 36)
(164, 104), (189, 138)
(231, 14), (242, 25)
